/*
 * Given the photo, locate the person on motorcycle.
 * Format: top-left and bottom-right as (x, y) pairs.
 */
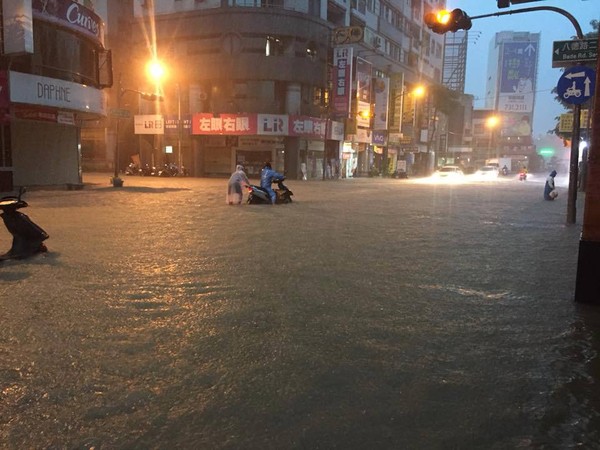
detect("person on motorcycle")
(226, 165), (250, 205)
(544, 170), (558, 200)
(260, 162), (284, 204)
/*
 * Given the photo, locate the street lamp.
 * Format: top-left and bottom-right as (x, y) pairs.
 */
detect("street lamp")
(112, 73), (164, 187)
(485, 115), (499, 163)
(393, 84), (425, 175)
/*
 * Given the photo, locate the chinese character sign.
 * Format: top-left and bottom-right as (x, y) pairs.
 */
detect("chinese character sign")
(498, 41), (538, 114)
(191, 113), (257, 135)
(332, 47), (353, 117)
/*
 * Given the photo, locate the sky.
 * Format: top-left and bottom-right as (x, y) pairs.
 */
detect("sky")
(445, 0), (598, 137)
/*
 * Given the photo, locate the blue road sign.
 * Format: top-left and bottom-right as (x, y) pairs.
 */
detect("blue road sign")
(557, 66), (596, 105)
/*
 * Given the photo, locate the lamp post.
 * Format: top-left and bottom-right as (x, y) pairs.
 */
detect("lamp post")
(112, 72), (164, 187)
(485, 115), (499, 163)
(393, 84), (425, 175)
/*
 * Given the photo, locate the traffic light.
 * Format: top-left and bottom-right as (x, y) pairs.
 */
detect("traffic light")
(498, 0), (542, 8)
(424, 9), (472, 34)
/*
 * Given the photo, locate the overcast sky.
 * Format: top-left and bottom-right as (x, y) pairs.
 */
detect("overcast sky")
(445, 0), (598, 136)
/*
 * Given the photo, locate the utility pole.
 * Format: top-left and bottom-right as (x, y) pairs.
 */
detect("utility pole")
(575, 31), (600, 304)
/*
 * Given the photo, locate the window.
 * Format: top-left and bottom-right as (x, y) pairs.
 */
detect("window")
(29, 21), (102, 87)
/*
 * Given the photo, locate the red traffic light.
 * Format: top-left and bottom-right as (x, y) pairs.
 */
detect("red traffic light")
(424, 8), (472, 34)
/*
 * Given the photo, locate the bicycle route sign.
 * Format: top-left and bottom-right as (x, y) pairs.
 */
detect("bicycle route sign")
(556, 65), (596, 105)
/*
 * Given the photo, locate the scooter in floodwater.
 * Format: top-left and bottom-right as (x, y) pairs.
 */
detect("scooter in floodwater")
(0, 187), (49, 260)
(247, 178), (293, 204)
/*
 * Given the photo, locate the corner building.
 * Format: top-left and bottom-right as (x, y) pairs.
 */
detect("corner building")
(130, 0), (336, 179)
(0, 0), (112, 191)
(126, 0), (446, 180)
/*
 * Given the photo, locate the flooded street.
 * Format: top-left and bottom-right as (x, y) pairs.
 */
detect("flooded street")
(1, 173), (599, 448)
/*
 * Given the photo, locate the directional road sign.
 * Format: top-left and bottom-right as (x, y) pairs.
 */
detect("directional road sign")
(110, 108), (131, 119)
(552, 39), (598, 68)
(557, 66), (596, 105)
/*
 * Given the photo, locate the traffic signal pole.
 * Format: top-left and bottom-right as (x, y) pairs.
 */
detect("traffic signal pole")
(425, 6), (599, 302)
(467, 7), (584, 226)
(575, 32), (600, 304)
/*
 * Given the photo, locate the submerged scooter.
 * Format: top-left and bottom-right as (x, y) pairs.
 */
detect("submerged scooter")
(0, 187), (49, 260)
(247, 178), (293, 204)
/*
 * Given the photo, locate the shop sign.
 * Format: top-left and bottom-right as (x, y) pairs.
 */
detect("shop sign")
(192, 113), (257, 135)
(373, 77), (389, 131)
(9, 71), (106, 115)
(332, 47), (353, 117)
(372, 130), (386, 145)
(289, 115), (327, 139)
(355, 57), (372, 128)
(32, 0), (105, 45)
(134, 114), (164, 135)
(258, 114), (288, 136)
(164, 115), (192, 134)
(328, 120), (345, 141)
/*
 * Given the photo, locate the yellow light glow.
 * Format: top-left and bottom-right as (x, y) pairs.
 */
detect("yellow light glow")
(146, 59), (166, 82)
(486, 116), (500, 128)
(436, 10), (452, 25)
(412, 85), (426, 98)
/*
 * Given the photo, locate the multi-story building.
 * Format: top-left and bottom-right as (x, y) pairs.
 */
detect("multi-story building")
(0, 0), (112, 191)
(97, 0), (447, 180)
(483, 30), (540, 171)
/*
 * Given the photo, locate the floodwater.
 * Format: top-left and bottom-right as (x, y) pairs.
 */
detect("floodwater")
(1, 172), (598, 449)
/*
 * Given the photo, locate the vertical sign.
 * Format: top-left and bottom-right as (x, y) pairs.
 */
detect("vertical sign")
(3, 0), (34, 54)
(355, 57), (372, 128)
(332, 47), (353, 117)
(498, 41), (538, 114)
(373, 77), (389, 131)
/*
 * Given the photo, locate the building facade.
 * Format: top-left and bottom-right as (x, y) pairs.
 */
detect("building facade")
(0, 0), (112, 191)
(97, 0), (447, 180)
(484, 31), (540, 171)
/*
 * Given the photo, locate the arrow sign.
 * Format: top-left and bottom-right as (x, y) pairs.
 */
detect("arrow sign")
(524, 43), (536, 57)
(565, 71), (586, 79)
(557, 66), (596, 105)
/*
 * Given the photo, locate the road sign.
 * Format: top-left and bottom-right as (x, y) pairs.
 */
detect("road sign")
(552, 39), (598, 68)
(333, 26), (364, 45)
(110, 108), (131, 118)
(557, 66), (596, 105)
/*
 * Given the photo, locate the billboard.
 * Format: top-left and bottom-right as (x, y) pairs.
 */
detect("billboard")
(373, 77), (389, 131)
(355, 57), (372, 128)
(498, 41), (538, 114)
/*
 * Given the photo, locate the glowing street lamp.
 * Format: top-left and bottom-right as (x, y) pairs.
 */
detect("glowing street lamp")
(485, 115), (500, 161)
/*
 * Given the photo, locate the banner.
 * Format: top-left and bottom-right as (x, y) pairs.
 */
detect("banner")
(373, 77), (389, 131)
(332, 47), (353, 117)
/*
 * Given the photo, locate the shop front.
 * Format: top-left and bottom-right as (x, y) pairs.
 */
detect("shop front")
(190, 113), (343, 179)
